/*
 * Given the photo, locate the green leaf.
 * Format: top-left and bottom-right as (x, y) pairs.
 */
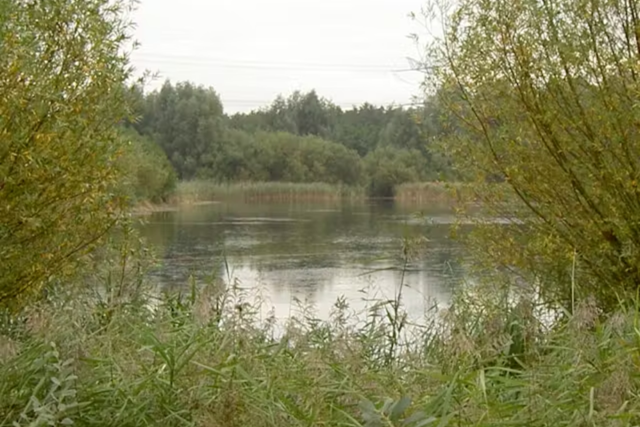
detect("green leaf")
(403, 411), (429, 426)
(381, 398), (394, 416)
(414, 417), (437, 427)
(360, 399), (381, 425)
(390, 396), (412, 421)
(359, 399), (376, 415)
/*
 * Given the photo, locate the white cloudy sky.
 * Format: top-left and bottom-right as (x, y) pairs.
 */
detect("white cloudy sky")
(128, 0), (432, 114)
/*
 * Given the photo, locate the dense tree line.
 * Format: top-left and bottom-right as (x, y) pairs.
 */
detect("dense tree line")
(126, 81), (453, 197)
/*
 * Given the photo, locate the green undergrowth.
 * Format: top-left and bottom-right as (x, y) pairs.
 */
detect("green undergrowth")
(1, 276), (640, 426)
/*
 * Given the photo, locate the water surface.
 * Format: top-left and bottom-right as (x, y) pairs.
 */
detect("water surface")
(138, 200), (468, 324)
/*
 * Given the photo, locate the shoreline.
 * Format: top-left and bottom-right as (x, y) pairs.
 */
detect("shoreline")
(131, 181), (468, 216)
(130, 181), (476, 216)
(131, 200), (224, 216)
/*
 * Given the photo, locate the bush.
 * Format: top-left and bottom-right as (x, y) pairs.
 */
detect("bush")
(426, 0), (640, 309)
(364, 147), (431, 197)
(204, 130), (365, 186)
(118, 128), (177, 204)
(0, 0), (135, 308)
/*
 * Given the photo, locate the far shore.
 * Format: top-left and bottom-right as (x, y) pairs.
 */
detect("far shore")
(131, 181), (497, 216)
(131, 199), (221, 216)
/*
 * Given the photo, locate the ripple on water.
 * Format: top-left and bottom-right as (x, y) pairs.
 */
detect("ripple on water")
(139, 200), (469, 327)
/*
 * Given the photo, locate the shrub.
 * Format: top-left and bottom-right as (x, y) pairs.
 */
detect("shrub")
(426, 0), (640, 309)
(118, 127), (177, 204)
(0, 0), (136, 307)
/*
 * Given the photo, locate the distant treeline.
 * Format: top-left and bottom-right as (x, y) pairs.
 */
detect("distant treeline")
(122, 80), (455, 200)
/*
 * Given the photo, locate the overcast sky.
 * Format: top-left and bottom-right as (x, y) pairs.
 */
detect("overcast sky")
(129, 0), (431, 114)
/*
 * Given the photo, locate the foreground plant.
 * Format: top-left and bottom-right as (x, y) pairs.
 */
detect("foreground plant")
(0, 0), (138, 308)
(2, 269), (640, 427)
(423, 0), (640, 309)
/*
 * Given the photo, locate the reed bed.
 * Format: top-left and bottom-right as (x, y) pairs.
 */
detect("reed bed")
(174, 181), (366, 204)
(2, 272), (639, 427)
(394, 182), (475, 205)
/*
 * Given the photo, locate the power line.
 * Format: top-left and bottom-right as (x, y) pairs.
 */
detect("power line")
(134, 52), (412, 68)
(132, 52), (422, 73)
(221, 99), (421, 109)
(130, 53), (427, 111)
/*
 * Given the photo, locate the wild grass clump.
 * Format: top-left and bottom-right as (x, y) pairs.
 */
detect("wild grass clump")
(2, 267), (640, 426)
(394, 182), (474, 205)
(175, 180), (366, 204)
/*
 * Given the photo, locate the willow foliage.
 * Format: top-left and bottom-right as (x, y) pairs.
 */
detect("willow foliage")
(427, 0), (640, 309)
(0, 0), (137, 307)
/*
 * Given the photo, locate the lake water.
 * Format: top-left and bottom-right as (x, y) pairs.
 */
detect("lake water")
(138, 200), (469, 325)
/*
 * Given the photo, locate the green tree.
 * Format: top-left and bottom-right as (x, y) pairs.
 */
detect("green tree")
(378, 108), (424, 153)
(117, 127), (177, 203)
(290, 90), (336, 137)
(252, 131), (364, 185)
(364, 147), (429, 197)
(263, 95), (298, 134)
(135, 81), (225, 179)
(257, 90), (338, 137)
(144, 84), (450, 186)
(209, 129), (271, 182)
(330, 103), (388, 156)
(0, 0), (135, 306)
(427, 0), (640, 309)
(227, 110), (270, 133)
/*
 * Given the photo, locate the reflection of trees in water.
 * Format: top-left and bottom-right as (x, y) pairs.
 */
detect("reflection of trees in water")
(136, 212), (180, 255)
(141, 212), (227, 289)
(258, 269), (332, 302)
(139, 201), (467, 302)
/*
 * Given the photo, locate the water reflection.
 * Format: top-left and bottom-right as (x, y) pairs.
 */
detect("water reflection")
(138, 200), (468, 324)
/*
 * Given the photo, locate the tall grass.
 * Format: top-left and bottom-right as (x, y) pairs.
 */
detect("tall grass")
(394, 182), (476, 205)
(2, 266), (640, 426)
(174, 180), (366, 204)
(172, 180), (486, 207)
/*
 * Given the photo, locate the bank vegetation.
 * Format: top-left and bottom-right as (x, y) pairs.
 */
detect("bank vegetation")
(3, 0), (640, 425)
